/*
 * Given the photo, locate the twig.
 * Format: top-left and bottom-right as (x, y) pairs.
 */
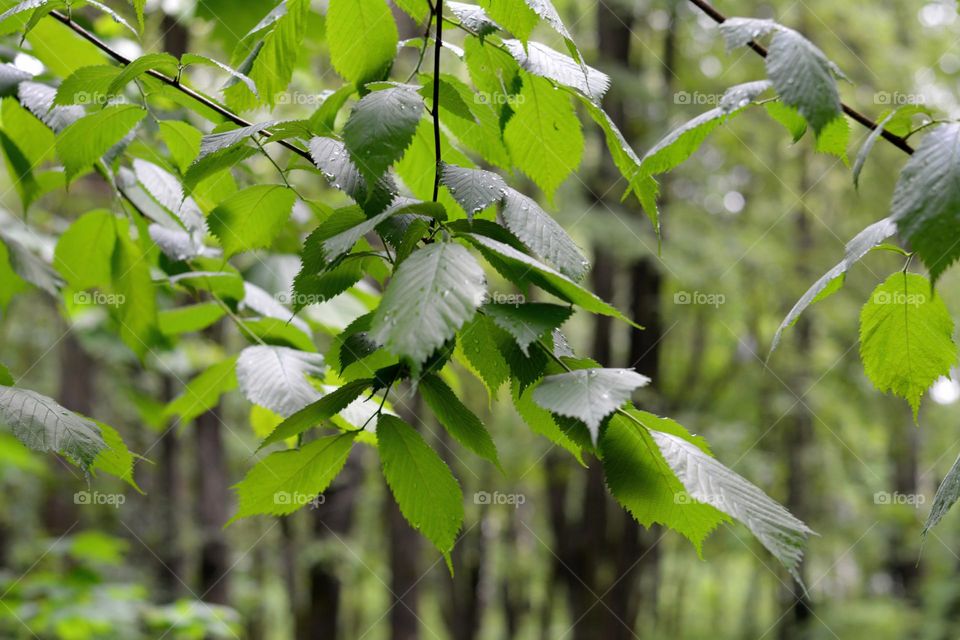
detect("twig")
(48, 10), (314, 163)
(685, 0), (914, 155)
(431, 0), (444, 202)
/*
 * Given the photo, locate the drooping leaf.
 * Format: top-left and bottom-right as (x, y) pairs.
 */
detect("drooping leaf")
(208, 185), (296, 257)
(602, 414), (728, 553)
(158, 303), (225, 337)
(771, 217), (897, 354)
(92, 422), (140, 491)
(342, 85), (424, 184)
(0, 385), (105, 469)
(504, 74), (583, 198)
(378, 414), (464, 559)
(484, 302), (573, 355)
(457, 314), (510, 395)
(890, 124), (960, 282)
(327, 0), (399, 85)
(54, 209), (117, 290)
(419, 374), (500, 466)
(500, 187), (588, 280)
(370, 242), (487, 368)
(532, 368), (650, 442)
(501, 39), (609, 102)
(651, 429), (815, 583)
(231, 433), (355, 521)
(157, 120), (202, 173)
(852, 110), (899, 189)
(859, 272), (957, 418)
(110, 223), (158, 359)
(0, 233), (62, 296)
(923, 451), (960, 536)
(236, 345), (325, 417)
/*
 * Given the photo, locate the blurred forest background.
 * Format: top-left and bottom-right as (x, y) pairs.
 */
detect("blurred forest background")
(2, 0), (959, 638)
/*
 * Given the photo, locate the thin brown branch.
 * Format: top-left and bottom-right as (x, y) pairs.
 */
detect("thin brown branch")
(48, 10), (313, 163)
(686, 0), (915, 155)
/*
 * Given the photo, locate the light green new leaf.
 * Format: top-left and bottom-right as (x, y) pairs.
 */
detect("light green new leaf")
(231, 433), (355, 522)
(859, 272), (957, 418)
(55, 104), (146, 180)
(923, 451), (960, 536)
(889, 124), (960, 282)
(327, 0), (398, 85)
(602, 414), (728, 553)
(165, 357), (238, 424)
(158, 120), (202, 173)
(158, 303), (225, 337)
(92, 422), (141, 491)
(0, 385), (105, 469)
(208, 185), (296, 257)
(457, 314), (510, 396)
(378, 414), (463, 559)
(236, 345), (325, 417)
(370, 242), (487, 367)
(0, 363), (11, 386)
(651, 429), (815, 584)
(478, 0), (538, 41)
(54, 65), (120, 105)
(343, 85), (424, 183)
(419, 374), (500, 466)
(532, 368), (650, 442)
(107, 52), (179, 96)
(641, 108), (726, 177)
(485, 302), (573, 355)
(504, 74), (583, 198)
(771, 217), (897, 354)
(500, 188), (588, 280)
(54, 209), (117, 290)
(111, 225), (157, 359)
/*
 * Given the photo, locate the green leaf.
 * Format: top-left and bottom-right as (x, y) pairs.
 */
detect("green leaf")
(225, 0), (310, 110)
(231, 433), (355, 522)
(440, 163), (507, 218)
(461, 233), (635, 325)
(394, 0), (429, 22)
(0, 233), (61, 296)
(92, 422), (140, 491)
(419, 374), (500, 466)
(196, 121), (276, 162)
(107, 52), (180, 97)
(132, 0), (145, 30)
(814, 113), (849, 163)
(54, 65), (120, 105)
(181, 53), (258, 98)
(343, 85), (424, 184)
(502, 39), (609, 101)
(602, 414), (728, 553)
(923, 450), (960, 536)
(484, 302), (572, 355)
(457, 314), (510, 395)
(0, 363), (11, 386)
(890, 124), (960, 281)
(370, 242), (487, 368)
(378, 414), (464, 559)
(641, 107), (727, 177)
(771, 217), (897, 354)
(0, 385), (105, 469)
(532, 368), (650, 442)
(448, 2), (501, 36)
(55, 104), (146, 181)
(111, 224), (157, 359)
(764, 101), (807, 141)
(651, 429), (814, 584)
(158, 303), (225, 337)
(512, 379), (581, 462)
(208, 185), (296, 257)
(504, 74), (582, 198)
(158, 120), (202, 173)
(853, 110), (899, 189)
(327, 0), (398, 85)
(859, 272), (957, 418)
(54, 209), (117, 290)
(236, 345), (326, 417)
(500, 188), (587, 280)
(764, 26), (842, 135)
(478, 0), (538, 41)
(259, 378), (373, 448)
(165, 357), (238, 424)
